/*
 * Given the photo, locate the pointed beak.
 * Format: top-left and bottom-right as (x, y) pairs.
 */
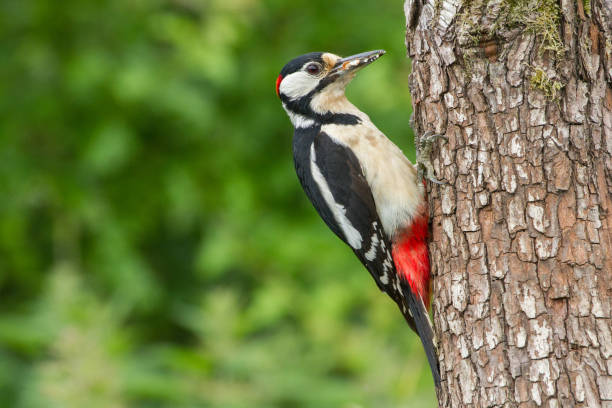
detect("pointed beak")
(331, 49), (386, 75)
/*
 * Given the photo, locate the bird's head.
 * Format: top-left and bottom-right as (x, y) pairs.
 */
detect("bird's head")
(276, 50), (385, 128)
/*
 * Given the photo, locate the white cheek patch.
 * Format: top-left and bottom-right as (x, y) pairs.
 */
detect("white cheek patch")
(279, 71), (320, 100)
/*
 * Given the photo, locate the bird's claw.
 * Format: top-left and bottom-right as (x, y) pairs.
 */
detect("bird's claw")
(416, 131), (447, 184)
(426, 174), (445, 185)
(419, 131), (448, 148)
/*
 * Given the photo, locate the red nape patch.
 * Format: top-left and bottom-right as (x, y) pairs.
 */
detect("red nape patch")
(392, 211), (431, 309)
(275, 74), (283, 97)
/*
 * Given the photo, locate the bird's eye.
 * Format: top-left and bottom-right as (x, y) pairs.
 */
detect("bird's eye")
(305, 63), (321, 75)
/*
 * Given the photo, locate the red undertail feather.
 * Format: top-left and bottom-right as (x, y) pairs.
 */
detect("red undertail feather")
(391, 205), (431, 309)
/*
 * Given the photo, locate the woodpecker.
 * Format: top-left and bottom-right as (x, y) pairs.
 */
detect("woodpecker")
(276, 50), (443, 386)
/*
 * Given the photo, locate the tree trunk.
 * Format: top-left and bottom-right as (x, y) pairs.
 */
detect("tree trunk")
(405, 0), (612, 406)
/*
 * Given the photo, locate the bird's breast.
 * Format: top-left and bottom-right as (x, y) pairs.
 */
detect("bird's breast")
(321, 121), (424, 238)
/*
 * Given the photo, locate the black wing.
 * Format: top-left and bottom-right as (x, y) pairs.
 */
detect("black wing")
(293, 129), (441, 386)
(294, 130), (396, 294)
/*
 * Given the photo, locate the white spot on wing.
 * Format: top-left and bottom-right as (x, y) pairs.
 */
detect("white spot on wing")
(393, 276), (401, 293)
(364, 223), (379, 261)
(310, 144), (363, 249)
(380, 271), (389, 285)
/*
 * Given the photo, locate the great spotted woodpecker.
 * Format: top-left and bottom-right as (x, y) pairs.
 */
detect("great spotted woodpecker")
(276, 50), (442, 386)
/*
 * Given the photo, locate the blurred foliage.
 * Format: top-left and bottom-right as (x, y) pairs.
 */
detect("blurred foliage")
(0, 0), (434, 406)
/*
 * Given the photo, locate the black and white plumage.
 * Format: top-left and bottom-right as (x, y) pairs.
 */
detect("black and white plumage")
(293, 127), (395, 291)
(276, 50), (440, 386)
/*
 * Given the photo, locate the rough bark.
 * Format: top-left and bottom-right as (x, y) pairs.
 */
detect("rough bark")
(405, 0), (612, 406)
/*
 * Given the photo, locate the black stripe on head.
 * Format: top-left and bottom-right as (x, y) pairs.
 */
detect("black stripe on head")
(311, 71), (343, 93)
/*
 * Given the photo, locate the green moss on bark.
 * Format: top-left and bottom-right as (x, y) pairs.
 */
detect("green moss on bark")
(504, 0), (564, 56)
(456, 0), (564, 99)
(583, 0), (591, 16)
(529, 66), (564, 100)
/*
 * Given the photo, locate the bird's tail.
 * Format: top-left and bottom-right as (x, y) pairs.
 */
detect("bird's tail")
(391, 214), (439, 387)
(400, 280), (441, 388)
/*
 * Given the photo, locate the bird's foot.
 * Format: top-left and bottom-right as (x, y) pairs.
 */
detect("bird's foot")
(416, 131), (447, 184)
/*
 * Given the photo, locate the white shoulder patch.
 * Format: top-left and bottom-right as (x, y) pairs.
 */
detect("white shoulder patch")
(310, 143), (363, 250)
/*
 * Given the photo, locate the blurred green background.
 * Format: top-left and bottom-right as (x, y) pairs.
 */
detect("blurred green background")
(0, 0), (434, 406)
